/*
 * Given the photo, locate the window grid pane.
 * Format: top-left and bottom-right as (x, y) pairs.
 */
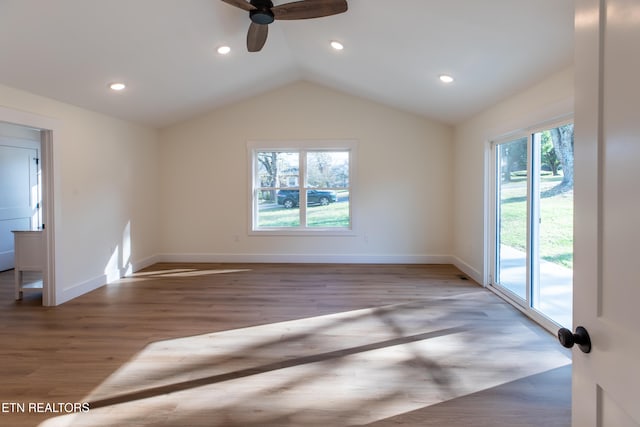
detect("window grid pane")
(252, 145), (353, 231)
(304, 151), (350, 228)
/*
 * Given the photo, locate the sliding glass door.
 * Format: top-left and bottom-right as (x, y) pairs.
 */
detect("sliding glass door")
(492, 124), (573, 328)
(495, 137), (529, 301)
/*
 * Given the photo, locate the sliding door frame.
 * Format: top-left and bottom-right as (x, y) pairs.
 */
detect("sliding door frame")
(490, 134), (533, 309)
(487, 117), (573, 333)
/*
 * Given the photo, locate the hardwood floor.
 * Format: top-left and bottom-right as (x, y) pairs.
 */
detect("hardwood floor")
(0, 264), (571, 426)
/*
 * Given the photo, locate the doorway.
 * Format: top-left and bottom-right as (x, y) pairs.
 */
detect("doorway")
(491, 122), (574, 329)
(0, 123), (42, 272)
(0, 106), (57, 306)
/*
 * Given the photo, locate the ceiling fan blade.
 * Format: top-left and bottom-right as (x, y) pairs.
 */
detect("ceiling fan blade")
(247, 22), (268, 52)
(272, 0), (348, 20)
(221, 0), (256, 12)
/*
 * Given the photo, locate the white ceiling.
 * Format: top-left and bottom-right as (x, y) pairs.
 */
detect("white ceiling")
(0, 0), (574, 129)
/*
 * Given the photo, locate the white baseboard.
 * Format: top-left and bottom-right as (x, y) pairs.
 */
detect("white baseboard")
(451, 256), (484, 285)
(132, 254), (161, 272)
(54, 254), (480, 305)
(57, 255), (161, 304)
(155, 253), (455, 265)
(58, 274), (106, 304)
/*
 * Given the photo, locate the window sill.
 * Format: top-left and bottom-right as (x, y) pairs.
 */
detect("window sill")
(249, 228), (356, 237)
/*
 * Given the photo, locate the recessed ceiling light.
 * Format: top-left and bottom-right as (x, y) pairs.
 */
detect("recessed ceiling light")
(330, 40), (344, 51)
(109, 82), (126, 91)
(217, 45), (231, 55)
(439, 74), (454, 84)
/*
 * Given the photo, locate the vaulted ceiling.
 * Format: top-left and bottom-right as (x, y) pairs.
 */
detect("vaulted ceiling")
(0, 0), (574, 128)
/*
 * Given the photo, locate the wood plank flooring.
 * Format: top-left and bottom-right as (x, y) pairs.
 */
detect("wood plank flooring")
(0, 263), (571, 426)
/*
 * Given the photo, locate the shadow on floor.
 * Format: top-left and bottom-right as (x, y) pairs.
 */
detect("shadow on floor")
(364, 364), (571, 427)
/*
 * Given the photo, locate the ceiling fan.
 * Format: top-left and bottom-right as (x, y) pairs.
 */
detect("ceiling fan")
(221, 0), (348, 52)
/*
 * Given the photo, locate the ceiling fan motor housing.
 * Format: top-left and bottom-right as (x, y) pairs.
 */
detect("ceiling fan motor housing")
(250, 0), (275, 24)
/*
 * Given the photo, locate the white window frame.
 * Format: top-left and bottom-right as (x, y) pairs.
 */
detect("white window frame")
(247, 140), (357, 236)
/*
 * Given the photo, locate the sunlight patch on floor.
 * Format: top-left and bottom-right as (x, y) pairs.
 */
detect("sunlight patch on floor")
(38, 299), (570, 427)
(116, 268), (252, 283)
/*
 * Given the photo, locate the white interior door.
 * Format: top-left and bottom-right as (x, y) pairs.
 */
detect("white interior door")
(0, 142), (39, 271)
(572, 0), (640, 425)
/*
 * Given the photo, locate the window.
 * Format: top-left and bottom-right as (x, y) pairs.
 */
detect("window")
(248, 141), (356, 234)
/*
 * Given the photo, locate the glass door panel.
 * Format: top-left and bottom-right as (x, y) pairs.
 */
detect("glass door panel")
(495, 137), (529, 301)
(532, 126), (574, 328)
(492, 124), (574, 329)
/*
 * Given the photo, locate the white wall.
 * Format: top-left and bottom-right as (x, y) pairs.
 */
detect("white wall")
(0, 84), (159, 303)
(0, 68), (576, 302)
(452, 67), (575, 282)
(159, 81), (453, 263)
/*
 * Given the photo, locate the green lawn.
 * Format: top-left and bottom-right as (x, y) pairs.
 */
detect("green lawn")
(499, 174), (574, 269)
(258, 206), (301, 227)
(258, 199), (350, 228)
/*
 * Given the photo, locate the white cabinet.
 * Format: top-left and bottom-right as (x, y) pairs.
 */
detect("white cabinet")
(12, 230), (43, 300)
